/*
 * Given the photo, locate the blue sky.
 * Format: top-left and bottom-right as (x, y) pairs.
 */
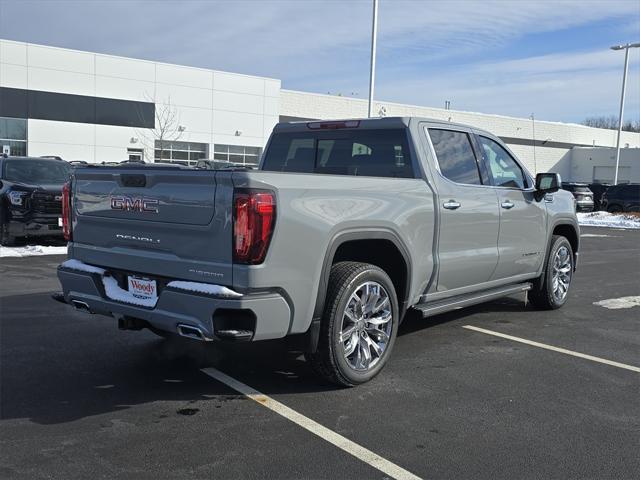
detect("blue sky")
(0, 0), (638, 123)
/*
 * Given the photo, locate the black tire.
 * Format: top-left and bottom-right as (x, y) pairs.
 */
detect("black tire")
(305, 261), (399, 387)
(0, 223), (16, 246)
(530, 235), (574, 310)
(607, 204), (623, 213)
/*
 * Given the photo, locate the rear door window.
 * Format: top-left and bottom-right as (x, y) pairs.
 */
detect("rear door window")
(261, 129), (414, 178)
(428, 129), (482, 185)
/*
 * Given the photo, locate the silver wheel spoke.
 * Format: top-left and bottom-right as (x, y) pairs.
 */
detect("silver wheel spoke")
(360, 337), (372, 368)
(364, 284), (378, 313)
(367, 312), (391, 326)
(365, 334), (383, 357)
(362, 284), (372, 311)
(372, 296), (389, 314)
(366, 327), (389, 343)
(340, 325), (356, 343)
(343, 332), (358, 357)
(354, 342), (362, 367)
(344, 308), (358, 324)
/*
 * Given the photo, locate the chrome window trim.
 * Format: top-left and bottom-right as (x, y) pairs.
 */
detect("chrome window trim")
(421, 123), (538, 194)
(423, 125), (488, 190)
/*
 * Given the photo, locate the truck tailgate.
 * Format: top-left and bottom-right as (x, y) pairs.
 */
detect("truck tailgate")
(70, 167), (234, 285)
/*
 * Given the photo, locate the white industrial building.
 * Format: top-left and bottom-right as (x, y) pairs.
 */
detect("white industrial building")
(1, 38), (639, 182)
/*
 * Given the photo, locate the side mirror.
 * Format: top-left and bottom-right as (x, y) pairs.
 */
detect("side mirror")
(535, 172), (561, 200)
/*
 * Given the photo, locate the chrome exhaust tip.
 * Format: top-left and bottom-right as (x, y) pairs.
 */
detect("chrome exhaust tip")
(177, 324), (212, 341)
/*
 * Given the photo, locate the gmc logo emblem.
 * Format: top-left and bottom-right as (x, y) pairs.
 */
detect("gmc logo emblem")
(110, 196), (159, 213)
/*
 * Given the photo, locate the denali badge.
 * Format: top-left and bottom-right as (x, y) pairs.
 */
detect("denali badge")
(110, 195), (159, 213)
(116, 233), (160, 244)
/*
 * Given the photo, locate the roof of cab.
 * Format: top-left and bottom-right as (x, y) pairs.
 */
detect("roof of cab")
(273, 116), (496, 138)
(0, 155), (68, 163)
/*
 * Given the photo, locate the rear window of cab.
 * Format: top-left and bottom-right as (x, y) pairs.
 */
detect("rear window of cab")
(261, 128), (415, 178)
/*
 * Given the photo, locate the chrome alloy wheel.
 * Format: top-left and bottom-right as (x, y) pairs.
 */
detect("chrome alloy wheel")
(339, 281), (393, 372)
(552, 245), (572, 302)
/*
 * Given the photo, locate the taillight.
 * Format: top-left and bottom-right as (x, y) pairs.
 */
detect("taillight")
(62, 181), (72, 241)
(233, 190), (276, 264)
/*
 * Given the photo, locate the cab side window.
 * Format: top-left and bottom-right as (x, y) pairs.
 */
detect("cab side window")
(428, 129), (482, 185)
(478, 136), (526, 189)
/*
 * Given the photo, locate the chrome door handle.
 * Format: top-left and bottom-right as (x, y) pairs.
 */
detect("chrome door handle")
(443, 200), (461, 210)
(501, 200), (515, 209)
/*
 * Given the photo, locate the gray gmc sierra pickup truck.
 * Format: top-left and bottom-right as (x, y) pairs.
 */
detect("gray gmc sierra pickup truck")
(57, 117), (579, 386)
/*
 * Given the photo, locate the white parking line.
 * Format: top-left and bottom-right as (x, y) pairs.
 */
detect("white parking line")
(201, 367), (423, 480)
(463, 325), (640, 373)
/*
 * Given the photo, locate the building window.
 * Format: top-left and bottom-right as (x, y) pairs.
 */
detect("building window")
(0, 87), (155, 128)
(213, 144), (262, 165)
(127, 148), (144, 162)
(0, 117), (27, 156)
(154, 140), (208, 166)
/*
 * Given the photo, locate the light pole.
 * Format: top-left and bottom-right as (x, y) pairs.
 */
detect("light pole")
(530, 113), (537, 174)
(610, 42), (640, 185)
(367, 0), (379, 118)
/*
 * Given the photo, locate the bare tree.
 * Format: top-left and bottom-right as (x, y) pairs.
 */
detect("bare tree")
(136, 95), (184, 162)
(582, 116), (640, 133)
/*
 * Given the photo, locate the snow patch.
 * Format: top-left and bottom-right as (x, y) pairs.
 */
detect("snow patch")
(61, 259), (157, 307)
(577, 212), (640, 229)
(61, 259), (105, 275)
(0, 245), (68, 258)
(167, 280), (242, 298)
(593, 296), (640, 310)
(59, 260), (241, 306)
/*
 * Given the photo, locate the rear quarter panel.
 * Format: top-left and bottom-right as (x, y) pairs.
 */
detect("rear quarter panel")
(232, 171), (435, 335)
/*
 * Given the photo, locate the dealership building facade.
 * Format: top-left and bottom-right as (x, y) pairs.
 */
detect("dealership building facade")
(1, 39), (639, 182)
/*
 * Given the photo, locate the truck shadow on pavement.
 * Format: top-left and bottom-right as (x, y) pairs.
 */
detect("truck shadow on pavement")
(0, 292), (532, 425)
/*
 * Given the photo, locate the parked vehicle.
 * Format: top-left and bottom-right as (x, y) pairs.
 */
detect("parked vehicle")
(68, 160), (89, 167)
(600, 183), (640, 213)
(0, 156), (72, 245)
(196, 159), (250, 170)
(56, 118), (579, 386)
(587, 182), (611, 211)
(561, 182), (594, 212)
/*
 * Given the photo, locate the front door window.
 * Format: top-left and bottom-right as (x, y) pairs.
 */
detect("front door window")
(478, 136), (527, 189)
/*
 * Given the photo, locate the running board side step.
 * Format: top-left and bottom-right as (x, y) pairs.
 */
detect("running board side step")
(413, 283), (532, 318)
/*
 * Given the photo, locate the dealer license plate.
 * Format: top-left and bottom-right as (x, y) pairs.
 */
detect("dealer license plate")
(128, 276), (157, 300)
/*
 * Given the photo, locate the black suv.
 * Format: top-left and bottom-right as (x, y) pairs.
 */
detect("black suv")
(600, 183), (640, 213)
(587, 183), (611, 211)
(0, 156), (72, 245)
(561, 182), (594, 212)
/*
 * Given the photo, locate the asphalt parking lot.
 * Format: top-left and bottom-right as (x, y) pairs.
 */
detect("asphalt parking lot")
(1, 226), (638, 480)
